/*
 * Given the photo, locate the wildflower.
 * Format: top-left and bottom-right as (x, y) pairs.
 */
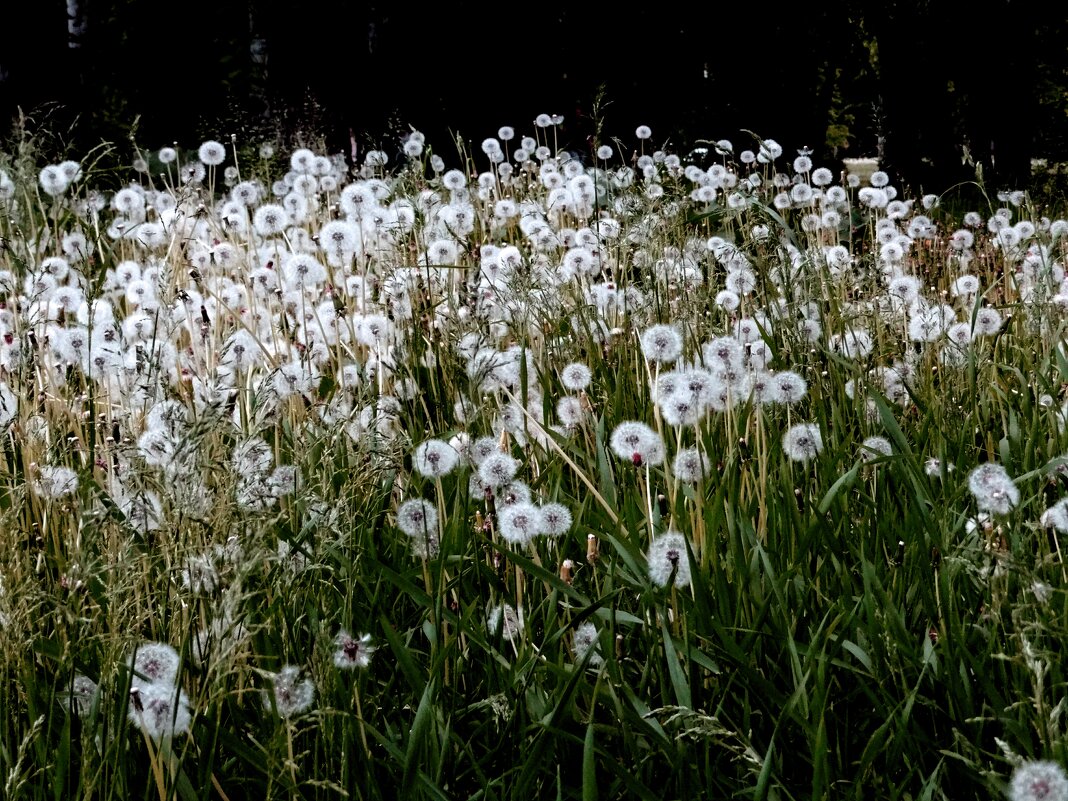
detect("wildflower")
(733, 315), (762, 341)
(181, 553), (219, 595)
(1009, 760), (1068, 801)
(908, 308), (948, 343)
(811, 167), (833, 186)
(967, 463), (1019, 516)
(538, 502), (573, 537)
(282, 253), (327, 289)
(951, 274), (980, 297)
(773, 371), (808, 404)
(831, 328), (874, 359)
(33, 465), (79, 500)
(673, 447), (710, 484)
(319, 220), (360, 261)
(609, 421), (665, 466)
(860, 436), (892, 461)
(1041, 498), (1068, 532)
(61, 674), (98, 716)
(924, 457), (954, 478)
(1033, 581), (1053, 603)
(478, 452), (520, 488)
(487, 603), (524, 642)
(263, 665), (316, 718)
(858, 187), (888, 208)
(236, 473), (277, 512)
(972, 307), (1003, 337)
(888, 275), (921, 305)
(782, 423), (823, 463)
(273, 538), (308, 576)
(496, 481), (531, 506)
(748, 340), (772, 370)
(129, 684), (192, 740)
(715, 290), (740, 311)
(660, 393), (702, 428)
(702, 336), (745, 374)
(197, 140), (227, 166)
(397, 499), (438, 537)
(572, 622), (603, 667)
(469, 436), (502, 466)
(677, 368), (719, 408)
(498, 502), (542, 546)
(191, 610), (249, 668)
(413, 439), (460, 478)
(272, 361), (318, 400)
(232, 437), (273, 476)
(333, 630), (376, 669)
(789, 183), (814, 205)
(561, 362), (592, 391)
(640, 325), (683, 364)
(59, 160), (82, 183)
(128, 641), (181, 689)
(647, 530), (692, 588)
(268, 466), (301, 498)
(180, 162), (206, 185)
(252, 204), (289, 237)
(556, 396), (586, 428)
(39, 165), (70, 196)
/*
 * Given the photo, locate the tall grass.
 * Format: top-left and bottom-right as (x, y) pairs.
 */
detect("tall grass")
(0, 122), (1066, 800)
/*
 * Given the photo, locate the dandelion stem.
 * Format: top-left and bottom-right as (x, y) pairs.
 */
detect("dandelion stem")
(353, 680), (370, 760)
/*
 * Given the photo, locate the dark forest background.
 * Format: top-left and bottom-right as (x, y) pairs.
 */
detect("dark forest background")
(1, 0), (1066, 193)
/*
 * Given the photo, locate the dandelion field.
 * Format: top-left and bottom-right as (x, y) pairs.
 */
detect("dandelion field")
(0, 117), (1067, 800)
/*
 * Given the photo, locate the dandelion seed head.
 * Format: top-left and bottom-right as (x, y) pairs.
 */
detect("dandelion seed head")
(609, 421), (664, 466)
(673, 447), (710, 484)
(129, 684), (192, 740)
(559, 363), (593, 393)
(197, 140), (227, 166)
(572, 622), (603, 667)
(1041, 499), (1068, 533)
(413, 439), (460, 478)
(496, 480), (532, 507)
(487, 603), (524, 642)
(538, 502), (573, 537)
(967, 462), (1019, 516)
(263, 665), (315, 718)
(640, 324), (683, 364)
(62, 674), (98, 717)
(860, 436), (892, 461)
(478, 452), (520, 488)
(397, 498), (438, 539)
(128, 641), (181, 689)
(782, 423), (823, 463)
(498, 502), (541, 546)
(333, 630), (376, 669)
(556, 395), (585, 428)
(647, 531), (692, 588)
(1009, 760), (1068, 801)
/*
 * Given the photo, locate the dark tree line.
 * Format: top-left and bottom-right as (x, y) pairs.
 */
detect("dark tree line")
(0, 0), (1064, 191)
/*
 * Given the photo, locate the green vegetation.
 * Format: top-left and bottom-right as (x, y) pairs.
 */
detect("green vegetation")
(0, 119), (1066, 800)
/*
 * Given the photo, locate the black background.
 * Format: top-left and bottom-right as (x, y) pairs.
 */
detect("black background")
(1, 0), (1064, 192)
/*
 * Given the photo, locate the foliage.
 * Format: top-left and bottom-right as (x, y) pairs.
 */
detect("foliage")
(0, 118), (1066, 801)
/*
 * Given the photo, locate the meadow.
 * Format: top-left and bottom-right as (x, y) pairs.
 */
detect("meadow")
(0, 117), (1066, 800)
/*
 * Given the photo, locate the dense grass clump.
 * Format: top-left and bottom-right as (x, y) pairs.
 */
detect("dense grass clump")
(1, 120), (1067, 800)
